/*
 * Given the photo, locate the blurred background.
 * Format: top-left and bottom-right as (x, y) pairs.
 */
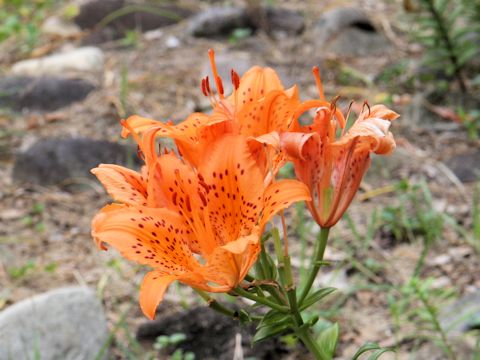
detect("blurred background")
(0, 0), (479, 359)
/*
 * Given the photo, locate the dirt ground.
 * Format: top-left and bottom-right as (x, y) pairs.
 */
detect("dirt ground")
(1, 0), (479, 359)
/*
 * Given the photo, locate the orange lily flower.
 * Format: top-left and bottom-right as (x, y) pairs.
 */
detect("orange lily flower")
(121, 50), (300, 177)
(282, 69), (399, 228)
(92, 134), (310, 319)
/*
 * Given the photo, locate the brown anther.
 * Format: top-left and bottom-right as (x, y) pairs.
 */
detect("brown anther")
(330, 95), (341, 113)
(216, 76), (224, 96)
(231, 69), (240, 90)
(201, 78), (208, 97)
(205, 76), (211, 95)
(363, 100), (371, 116)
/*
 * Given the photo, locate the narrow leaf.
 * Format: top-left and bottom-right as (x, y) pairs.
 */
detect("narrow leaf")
(300, 287), (336, 311)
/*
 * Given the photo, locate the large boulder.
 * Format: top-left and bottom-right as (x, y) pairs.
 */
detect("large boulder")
(313, 7), (391, 56)
(0, 287), (109, 360)
(12, 137), (139, 187)
(0, 76), (95, 111)
(10, 47), (105, 78)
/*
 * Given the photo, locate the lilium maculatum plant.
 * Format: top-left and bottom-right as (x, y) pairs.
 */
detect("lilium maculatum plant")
(91, 50), (398, 359)
(92, 133), (310, 319)
(282, 69), (399, 228)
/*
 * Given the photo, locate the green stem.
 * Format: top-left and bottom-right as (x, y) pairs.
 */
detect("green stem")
(234, 287), (289, 313)
(194, 289), (238, 319)
(414, 283), (457, 360)
(296, 326), (328, 360)
(299, 227), (330, 304)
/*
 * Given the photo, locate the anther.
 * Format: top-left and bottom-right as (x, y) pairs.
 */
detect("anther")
(205, 76), (211, 95)
(201, 78), (208, 97)
(363, 100), (371, 116)
(216, 76), (224, 96)
(231, 69), (240, 90)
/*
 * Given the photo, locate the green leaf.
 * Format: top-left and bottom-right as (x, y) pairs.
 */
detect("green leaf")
(317, 323), (339, 359)
(352, 343), (395, 360)
(253, 321), (292, 344)
(457, 46), (478, 66)
(257, 309), (291, 329)
(366, 349), (396, 360)
(258, 244), (277, 280)
(300, 287), (336, 311)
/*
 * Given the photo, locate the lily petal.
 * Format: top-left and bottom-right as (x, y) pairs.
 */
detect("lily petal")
(140, 271), (177, 320)
(91, 164), (147, 206)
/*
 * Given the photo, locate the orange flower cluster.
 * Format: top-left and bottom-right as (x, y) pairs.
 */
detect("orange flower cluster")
(91, 50), (398, 319)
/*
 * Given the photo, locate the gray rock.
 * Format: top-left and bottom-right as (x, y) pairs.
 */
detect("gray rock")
(75, 0), (192, 44)
(189, 6), (304, 38)
(0, 287), (108, 360)
(313, 7), (390, 56)
(440, 290), (480, 334)
(265, 7), (305, 36)
(11, 47), (105, 77)
(0, 76), (95, 111)
(12, 137), (139, 188)
(188, 6), (248, 37)
(41, 16), (82, 38)
(446, 151), (480, 183)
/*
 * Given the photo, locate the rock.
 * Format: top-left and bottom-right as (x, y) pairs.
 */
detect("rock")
(12, 137), (139, 188)
(265, 7), (305, 36)
(74, 0), (192, 44)
(446, 150), (480, 183)
(313, 7), (391, 56)
(189, 6), (304, 38)
(11, 47), (105, 77)
(41, 16), (82, 38)
(137, 306), (291, 359)
(188, 6), (248, 37)
(0, 76), (95, 111)
(0, 287), (108, 360)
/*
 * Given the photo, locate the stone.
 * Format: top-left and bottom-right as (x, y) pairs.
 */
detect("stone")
(10, 47), (105, 77)
(0, 76), (95, 111)
(446, 150), (480, 183)
(12, 137), (139, 188)
(0, 287), (108, 360)
(189, 5), (304, 39)
(188, 6), (248, 37)
(74, 0), (192, 44)
(265, 7), (305, 36)
(313, 7), (391, 56)
(41, 16), (82, 38)
(137, 306), (290, 359)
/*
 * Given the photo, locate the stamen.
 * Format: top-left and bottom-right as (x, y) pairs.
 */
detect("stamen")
(216, 76), (224, 97)
(231, 69), (240, 90)
(208, 48), (225, 100)
(203, 76), (217, 108)
(342, 100), (355, 136)
(205, 76), (211, 95)
(312, 66), (325, 102)
(201, 78), (208, 97)
(363, 100), (371, 116)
